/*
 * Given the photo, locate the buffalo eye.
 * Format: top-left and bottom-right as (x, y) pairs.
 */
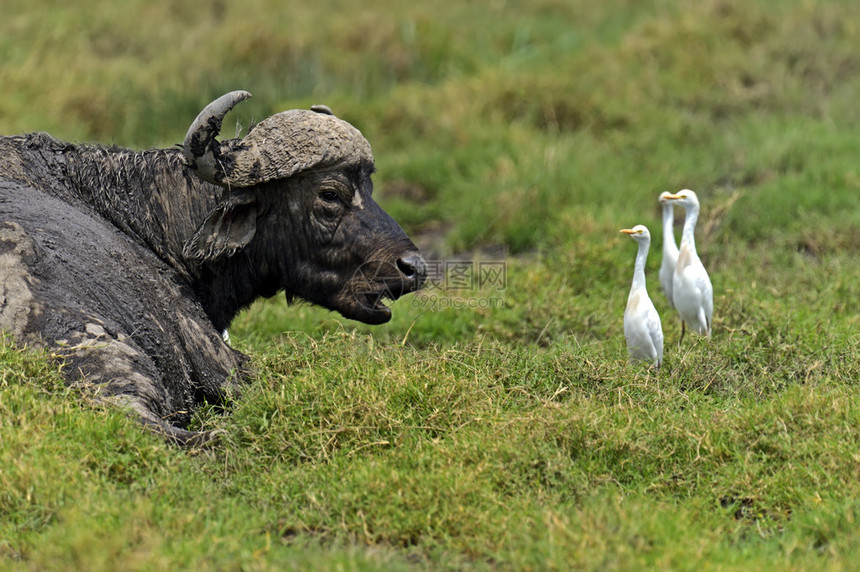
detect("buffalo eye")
(315, 188), (346, 229)
(319, 190), (341, 203)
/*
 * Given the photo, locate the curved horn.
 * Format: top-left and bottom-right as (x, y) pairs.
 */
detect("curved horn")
(183, 90), (252, 185)
(185, 93), (373, 189)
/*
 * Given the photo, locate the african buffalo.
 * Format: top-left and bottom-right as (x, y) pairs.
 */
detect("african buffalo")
(0, 91), (426, 444)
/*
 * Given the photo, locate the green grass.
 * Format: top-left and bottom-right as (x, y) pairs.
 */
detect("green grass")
(3, 0), (860, 569)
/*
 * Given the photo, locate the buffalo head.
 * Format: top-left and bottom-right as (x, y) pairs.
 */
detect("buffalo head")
(182, 91), (425, 326)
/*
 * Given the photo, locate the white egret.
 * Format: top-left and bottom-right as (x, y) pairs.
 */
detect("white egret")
(663, 189), (713, 339)
(620, 225), (663, 367)
(658, 192), (679, 309)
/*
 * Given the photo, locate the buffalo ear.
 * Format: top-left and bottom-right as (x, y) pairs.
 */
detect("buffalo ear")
(183, 194), (257, 262)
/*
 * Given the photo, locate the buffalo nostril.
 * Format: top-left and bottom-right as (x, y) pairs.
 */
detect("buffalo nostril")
(397, 253), (427, 285)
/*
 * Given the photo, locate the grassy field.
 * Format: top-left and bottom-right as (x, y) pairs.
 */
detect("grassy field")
(3, 0), (860, 569)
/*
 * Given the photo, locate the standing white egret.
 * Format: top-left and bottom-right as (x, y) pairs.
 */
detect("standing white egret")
(663, 189), (713, 339)
(620, 225), (663, 367)
(658, 192), (679, 309)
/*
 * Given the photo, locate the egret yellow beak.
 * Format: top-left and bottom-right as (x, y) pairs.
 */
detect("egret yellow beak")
(663, 194), (683, 200)
(620, 229), (638, 235)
